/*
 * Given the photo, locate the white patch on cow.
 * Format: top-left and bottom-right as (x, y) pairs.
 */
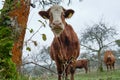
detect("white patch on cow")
(50, 5), (63, 22)
(108, 55), (111, 58)
(49, 5), (65, 37)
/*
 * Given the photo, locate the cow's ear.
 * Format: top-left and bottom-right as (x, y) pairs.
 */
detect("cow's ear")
(39, 11), (49, 19)
(64, 9), (74, 18)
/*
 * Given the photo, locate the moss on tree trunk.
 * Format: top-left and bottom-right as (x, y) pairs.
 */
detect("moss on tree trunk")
(0, 0), (31, 78)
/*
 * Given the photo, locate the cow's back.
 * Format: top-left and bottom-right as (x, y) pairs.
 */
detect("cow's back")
(76, 59), (88, 68)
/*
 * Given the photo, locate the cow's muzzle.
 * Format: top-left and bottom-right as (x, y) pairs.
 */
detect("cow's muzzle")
(50, 21), (64, 36)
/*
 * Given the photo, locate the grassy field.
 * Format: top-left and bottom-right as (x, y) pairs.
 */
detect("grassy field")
(47, 69), (120, 80)
(75, 70), (120, 80)
(1, 69), (120, 80)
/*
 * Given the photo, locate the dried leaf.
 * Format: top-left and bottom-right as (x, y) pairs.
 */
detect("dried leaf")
(26, 47), (31, 51)
(30, 29), (33, 33)
(32, 41), (37, 46)
(38, 20), (46, 27)
(41, 34), (47, 41)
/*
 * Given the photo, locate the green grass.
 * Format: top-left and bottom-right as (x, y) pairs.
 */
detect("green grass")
(47, 69), (120, 80)
(75, 70), (120, 80)
(1, 69), (120, 80)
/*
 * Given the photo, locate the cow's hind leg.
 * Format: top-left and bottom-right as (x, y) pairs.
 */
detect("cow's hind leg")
(84, 66), (88, 74)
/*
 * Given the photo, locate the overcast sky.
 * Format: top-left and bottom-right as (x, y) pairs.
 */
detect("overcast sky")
(25, 0), (120, 46)
(0, 0), (120, 54)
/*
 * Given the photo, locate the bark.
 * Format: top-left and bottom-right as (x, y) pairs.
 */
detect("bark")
(2, 0), (31, 72)
(97, 50), (103, 72)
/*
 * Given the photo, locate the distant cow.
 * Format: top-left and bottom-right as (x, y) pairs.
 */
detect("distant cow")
(75, 59), (89, 73)
(104, 50), (115, 71)
(39, 5), (80, 80)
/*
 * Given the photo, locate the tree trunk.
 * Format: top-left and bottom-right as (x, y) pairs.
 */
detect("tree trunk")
(97, 51), (103, 72)
(2, 0), (31, 72)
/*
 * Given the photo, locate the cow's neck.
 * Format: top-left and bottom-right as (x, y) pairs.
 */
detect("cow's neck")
(56, 24), (70, 42)
(54, 24), (72, 58)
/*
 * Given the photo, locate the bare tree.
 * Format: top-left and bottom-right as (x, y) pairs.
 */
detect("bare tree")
(80, 21), (118, 71)
(22, 46), (56, 76)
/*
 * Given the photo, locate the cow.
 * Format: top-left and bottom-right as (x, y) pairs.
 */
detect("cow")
(104, 50), (115, 71)
(39, 5), (80, 80)
(75, 59), (89, 74)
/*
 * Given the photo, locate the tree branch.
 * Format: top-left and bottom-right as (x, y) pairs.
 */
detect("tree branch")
(81, 44), (98, 52)
(22, 62), (57, 74)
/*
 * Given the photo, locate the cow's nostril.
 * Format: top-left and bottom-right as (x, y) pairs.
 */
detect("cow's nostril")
(58, 23), (62, 25)
(52, 22), (62, 26)
(53, 23), (56, 25)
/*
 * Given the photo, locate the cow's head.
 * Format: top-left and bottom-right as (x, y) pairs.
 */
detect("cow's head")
(39, 5), (74, 37)
(106, 56), (112, 64)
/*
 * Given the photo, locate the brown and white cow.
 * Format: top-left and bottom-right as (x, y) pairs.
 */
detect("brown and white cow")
(104, 50), (115, 71)
(39, 5), (80, 80)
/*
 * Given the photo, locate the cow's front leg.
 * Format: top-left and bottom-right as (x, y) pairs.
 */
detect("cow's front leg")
(57, 66), (63, 80)
(106, 64), (109, 71)
(70, 63), (76, 80)
(65, 64), (69, 80)
(112, 63), (115, 70)
(58, 73), (62, 80)
(56, 62), (63, 80)
(110, 64), (112, 70)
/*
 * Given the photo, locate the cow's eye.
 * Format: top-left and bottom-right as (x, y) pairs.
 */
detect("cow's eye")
(50, 25), (52, 28)
(49, 13), (53, 21)
(49, 13), (52, 17)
